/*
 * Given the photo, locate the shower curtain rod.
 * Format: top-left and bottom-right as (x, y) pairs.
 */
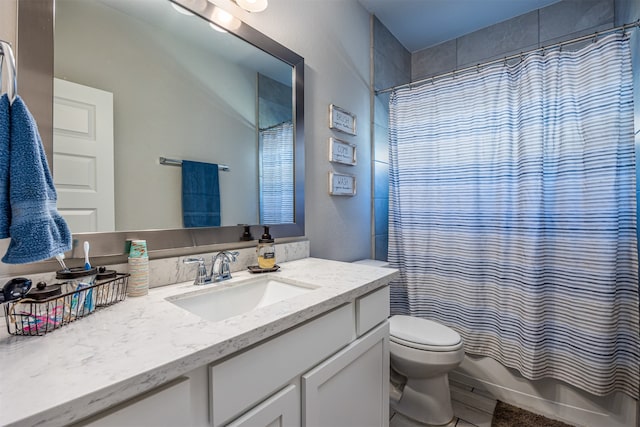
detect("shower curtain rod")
(259, 120), (292, 132)
(376, 19), (640, 95)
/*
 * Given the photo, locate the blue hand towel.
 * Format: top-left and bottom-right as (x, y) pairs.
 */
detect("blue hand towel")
(2, 95), (72, 264)
(182, 160), (221, 228)
(0, 94), (10, 238)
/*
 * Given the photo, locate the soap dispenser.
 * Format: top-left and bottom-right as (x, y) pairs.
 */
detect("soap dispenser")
(257, 226), (276, 269)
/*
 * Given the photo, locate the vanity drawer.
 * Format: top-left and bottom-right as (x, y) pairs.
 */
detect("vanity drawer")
(356, 286), (390, 336)
(209, 303), (355, 426)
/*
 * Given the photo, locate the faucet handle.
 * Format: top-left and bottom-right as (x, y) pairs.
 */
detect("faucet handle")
(211, 251), (240, 282)
(183, 257), (209, 286)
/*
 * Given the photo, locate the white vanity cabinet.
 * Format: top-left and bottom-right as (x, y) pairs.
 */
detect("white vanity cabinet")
(217, 285), (391, 427)
(76, 378), (192, 427)
(226, 384), (300, 427)
(75, 286), (390, 427)
(302, 323), (389, 427)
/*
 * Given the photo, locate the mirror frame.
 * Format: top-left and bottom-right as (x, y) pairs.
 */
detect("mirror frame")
(17, 0), (304, 258)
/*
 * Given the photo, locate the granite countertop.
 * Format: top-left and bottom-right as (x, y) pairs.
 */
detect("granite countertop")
(0, 257), (397, 427)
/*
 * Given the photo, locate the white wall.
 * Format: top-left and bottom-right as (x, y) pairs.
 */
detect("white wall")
(224, 0), (373, 261)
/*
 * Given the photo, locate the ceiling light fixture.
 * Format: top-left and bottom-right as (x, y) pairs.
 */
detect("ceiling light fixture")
(209, 22), (228, 33)
(170, 2), (194, 16)
(211, 7), (242, 31)
(234, 0), (268, 13)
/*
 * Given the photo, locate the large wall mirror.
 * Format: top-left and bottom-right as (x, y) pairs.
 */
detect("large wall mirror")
(18, 0), (304, 258)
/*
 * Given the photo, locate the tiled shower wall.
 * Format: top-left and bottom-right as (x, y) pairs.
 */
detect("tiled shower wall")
(372, 17), (410, 261)
(411, 0), (616, 81)
(372, 0), (632, 261)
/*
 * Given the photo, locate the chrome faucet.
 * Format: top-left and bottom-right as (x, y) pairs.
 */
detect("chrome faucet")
(183, 251), (239, 285)
(183, 257), (209, 286)
(211, 251), (239, 282)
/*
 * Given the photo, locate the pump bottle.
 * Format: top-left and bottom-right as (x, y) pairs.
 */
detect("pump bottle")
(257, 226), (276, 269)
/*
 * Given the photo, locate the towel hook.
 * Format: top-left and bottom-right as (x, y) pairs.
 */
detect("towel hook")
(0, 40), (17, 104)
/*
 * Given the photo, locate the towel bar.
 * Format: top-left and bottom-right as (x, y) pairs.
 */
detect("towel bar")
(159, 156), (230, 172)
(0, 40), (17, 104)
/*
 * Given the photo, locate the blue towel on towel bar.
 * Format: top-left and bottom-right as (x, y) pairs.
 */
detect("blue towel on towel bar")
(2, 96), (72, 264)
(182, 160), (221, 228)
(0, 94), (10, 238)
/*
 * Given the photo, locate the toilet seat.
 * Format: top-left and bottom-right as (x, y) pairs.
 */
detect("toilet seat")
(390, 315), (463, 352)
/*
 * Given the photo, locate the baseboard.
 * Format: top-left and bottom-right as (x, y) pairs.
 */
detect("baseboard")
(450, 355), (638, 427)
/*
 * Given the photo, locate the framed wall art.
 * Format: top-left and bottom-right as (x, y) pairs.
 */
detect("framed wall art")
(329, 172), (356, 196)
(329, 104), (357, 135)
(329, 137), (357, 166)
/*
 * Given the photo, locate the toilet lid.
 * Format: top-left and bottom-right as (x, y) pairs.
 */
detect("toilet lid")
(389, 315), (462, 348)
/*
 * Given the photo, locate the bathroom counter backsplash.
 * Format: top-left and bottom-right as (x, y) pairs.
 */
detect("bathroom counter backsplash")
(0, 256), (397, 427)
(0, 239), (310, 289)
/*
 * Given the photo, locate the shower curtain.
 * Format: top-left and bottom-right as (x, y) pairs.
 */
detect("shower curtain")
(259, 121), (294, 224)
(388, 33), (639, 398)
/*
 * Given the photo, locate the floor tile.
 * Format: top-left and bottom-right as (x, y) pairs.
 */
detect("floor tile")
(449, 379), (473, 392)
(470, 386), (495, 400)
(452, 400), (494, 427)
(451, 385), (497, 414)
(389, 412), (424, 427)
(389, 411), (459, 427)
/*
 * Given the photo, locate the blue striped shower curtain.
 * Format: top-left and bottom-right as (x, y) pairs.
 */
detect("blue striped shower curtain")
(388, 33), (638, 398)
(259, 121), (294, 224)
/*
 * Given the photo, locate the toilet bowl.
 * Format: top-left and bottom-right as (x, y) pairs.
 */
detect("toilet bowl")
(389, 315), (465, 426)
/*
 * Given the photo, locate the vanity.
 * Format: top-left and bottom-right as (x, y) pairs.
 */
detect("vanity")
(0, 258), (397, 426)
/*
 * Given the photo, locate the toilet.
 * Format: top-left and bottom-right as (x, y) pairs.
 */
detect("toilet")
(389, 315), (465, 426)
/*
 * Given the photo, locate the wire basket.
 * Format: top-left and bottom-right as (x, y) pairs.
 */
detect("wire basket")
(4, 273), (129, 336)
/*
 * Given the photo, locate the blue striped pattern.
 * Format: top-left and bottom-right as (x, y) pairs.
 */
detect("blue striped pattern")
(259, 121), (294, 224)
(388, 34), (638, 398)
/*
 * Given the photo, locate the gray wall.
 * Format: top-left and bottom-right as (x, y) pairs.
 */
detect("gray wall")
(258, 74), (292, 129)
(412, 0), (616, 81)
(372, 17), (410, 261)
(221, 0), (374, 262)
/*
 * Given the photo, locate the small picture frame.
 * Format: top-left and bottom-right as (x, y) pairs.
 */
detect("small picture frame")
(329, 104), (357, 135)
(329, 137), (357, 166)
(329, 172), (356, 196)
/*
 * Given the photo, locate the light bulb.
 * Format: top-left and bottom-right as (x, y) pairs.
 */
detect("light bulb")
(170, 2), (194, 16)
(211, 7), (241, 31)
(209, 22), (228, 33)
(235, 0), (268, 13)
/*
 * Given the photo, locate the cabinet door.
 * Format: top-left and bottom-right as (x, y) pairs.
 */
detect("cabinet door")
(227, 384), (300, 427)
(78, 378), (191, 427)
(210, 303), (354, 426)
(302, 322), (389, 427)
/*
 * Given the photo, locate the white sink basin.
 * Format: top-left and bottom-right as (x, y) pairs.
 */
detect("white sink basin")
(167, 276), (317, 323)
